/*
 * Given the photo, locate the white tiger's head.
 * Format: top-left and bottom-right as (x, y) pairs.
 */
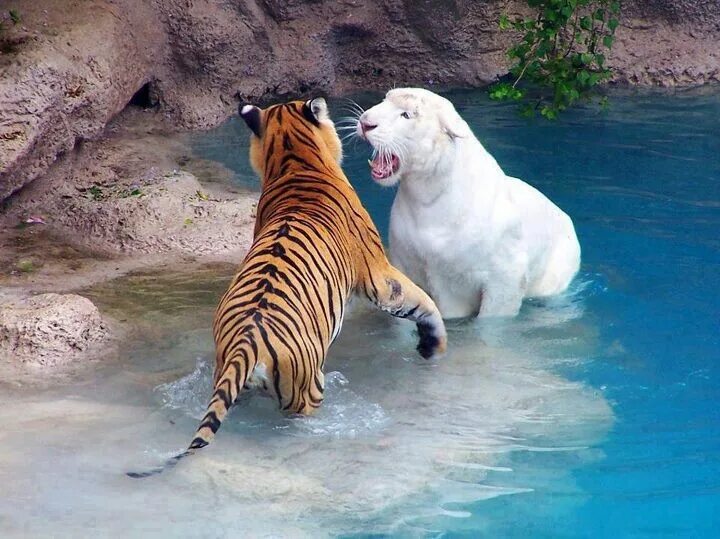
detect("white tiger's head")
(356, 88), (473, 187)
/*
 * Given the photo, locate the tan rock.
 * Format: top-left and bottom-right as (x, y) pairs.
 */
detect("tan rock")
(0, 0), (163, 201)
(0, 293), (108, 367)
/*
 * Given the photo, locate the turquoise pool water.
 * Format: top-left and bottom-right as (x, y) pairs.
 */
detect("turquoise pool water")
(190, 87), (720, 537)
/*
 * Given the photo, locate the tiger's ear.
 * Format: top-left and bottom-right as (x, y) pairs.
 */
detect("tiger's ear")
(438, 107), (472, 140)
(302, 97), (329, 125)
(239, 104), (262, 137)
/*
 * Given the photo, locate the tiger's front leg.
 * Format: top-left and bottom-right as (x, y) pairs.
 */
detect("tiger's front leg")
(365, 266), (447, 359)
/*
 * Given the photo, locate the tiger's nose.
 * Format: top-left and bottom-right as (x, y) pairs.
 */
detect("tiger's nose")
(360, 121), (377, 134)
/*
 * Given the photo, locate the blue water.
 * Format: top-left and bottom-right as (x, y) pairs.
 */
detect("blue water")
(463, 89), (720, 539)
(189, 88), (720, 537)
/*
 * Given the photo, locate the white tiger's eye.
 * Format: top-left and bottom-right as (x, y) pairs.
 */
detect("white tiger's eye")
(401, 111), (411, 119)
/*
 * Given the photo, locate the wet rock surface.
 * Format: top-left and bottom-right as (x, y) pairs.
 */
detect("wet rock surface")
(0, 108), (257, 260)
(0, 293), (108, 367)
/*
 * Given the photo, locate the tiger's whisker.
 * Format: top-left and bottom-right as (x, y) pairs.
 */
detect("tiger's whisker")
(340, 98), (365, 116)
(339, 106), (363, 119)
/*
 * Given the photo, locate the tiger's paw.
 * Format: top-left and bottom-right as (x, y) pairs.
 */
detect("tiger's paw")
(416, 321), (447, 360)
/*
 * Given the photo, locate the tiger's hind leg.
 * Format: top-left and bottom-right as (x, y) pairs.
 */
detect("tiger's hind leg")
(284, 367), (325, 416)
(364, 266), (447, 359)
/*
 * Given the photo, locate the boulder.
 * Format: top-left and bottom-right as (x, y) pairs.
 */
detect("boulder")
(0, 293), (108, 367)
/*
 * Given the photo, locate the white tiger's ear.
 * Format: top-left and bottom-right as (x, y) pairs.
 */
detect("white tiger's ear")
(304, 97), (330, 124)
(438, 107), (472, 140)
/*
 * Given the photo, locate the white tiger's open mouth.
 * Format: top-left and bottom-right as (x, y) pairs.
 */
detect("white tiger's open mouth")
(368, 152), (400, 181)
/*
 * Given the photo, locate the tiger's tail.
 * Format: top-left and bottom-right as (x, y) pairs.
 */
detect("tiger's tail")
(127, 348), (260, 479)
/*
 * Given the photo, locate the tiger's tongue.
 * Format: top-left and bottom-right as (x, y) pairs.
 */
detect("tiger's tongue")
(370, 154), (398, 180)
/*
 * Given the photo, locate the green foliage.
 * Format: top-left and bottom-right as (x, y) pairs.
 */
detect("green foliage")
(490, 0), (621, 118)
(16, 259), (36, 273)
(0, 9), (20, 37)
(88, 185), (104, 200)
(119, 187), (144, 198)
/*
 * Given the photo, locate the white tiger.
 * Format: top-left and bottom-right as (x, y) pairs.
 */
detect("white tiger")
(356, 88), (581, 318)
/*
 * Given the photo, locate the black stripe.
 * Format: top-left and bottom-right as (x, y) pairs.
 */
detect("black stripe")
(200, 411), (222, 433)
(255, 317), (283, 407)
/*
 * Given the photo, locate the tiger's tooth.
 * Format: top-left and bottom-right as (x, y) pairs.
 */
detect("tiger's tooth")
(368, 159), (373, 167)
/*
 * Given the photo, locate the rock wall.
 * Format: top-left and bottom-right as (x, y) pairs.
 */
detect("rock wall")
(0, 0), (164, 202)
(1, 0), (718, 201)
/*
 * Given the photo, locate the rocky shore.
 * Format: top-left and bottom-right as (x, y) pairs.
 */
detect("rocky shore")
(0, 107), (256, 371)
(0, 293), (108, 367)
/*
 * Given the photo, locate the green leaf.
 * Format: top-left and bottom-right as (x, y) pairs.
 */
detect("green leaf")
(608, 18), (619, 31)
(489, 83), (510, 100)
(610, 1), (621, 14)
(520, 103), (536, 117)
(88, 186), (103, 200)
(499, 14), (511, 30)
(540, 106), (559, 120)
(580, 16), (592, 30)
(588, 72), (602, 85)
(603, 35), (615, 48)
(489, 82), (526, 102)
(9, 9), (20, 24)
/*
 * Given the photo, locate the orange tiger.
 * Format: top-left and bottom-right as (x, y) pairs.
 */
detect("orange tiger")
(128, 97), (446, 477)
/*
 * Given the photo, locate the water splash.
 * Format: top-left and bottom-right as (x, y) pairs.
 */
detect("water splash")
(156, 360), (390, 438)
